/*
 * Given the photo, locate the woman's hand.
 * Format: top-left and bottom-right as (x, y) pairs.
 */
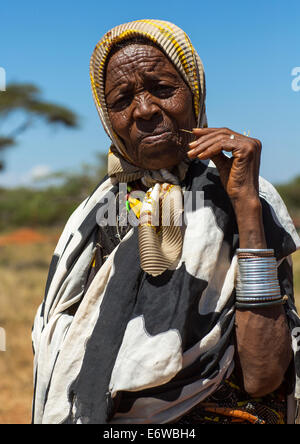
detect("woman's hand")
(187, 127), (262, 204)
(187, 127), (266, 249)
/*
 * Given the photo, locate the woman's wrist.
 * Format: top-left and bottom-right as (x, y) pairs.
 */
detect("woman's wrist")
(232, 196), (267, 249)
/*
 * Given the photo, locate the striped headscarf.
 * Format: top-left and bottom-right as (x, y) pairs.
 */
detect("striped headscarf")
(90, 19), (207, 276)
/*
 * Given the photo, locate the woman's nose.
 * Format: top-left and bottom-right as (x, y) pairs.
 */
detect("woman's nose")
(132, 94), (160, 121)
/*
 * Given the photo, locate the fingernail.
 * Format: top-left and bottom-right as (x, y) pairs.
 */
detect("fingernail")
(188, 141), (198, 148)
(187, 149), (196, 157)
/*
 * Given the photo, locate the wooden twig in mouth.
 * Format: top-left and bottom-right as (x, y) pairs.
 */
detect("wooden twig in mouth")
(179, 129), (194, 134)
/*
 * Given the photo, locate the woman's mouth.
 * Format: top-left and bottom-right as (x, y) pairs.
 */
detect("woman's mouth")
(140, 130), (173, 145)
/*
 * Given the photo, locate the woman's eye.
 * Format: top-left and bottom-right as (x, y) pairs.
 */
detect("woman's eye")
(151, 85), (175, 98)
(110, 95), (132, 111)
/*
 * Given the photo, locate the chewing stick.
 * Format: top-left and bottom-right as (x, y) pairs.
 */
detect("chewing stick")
(179, 129), (194, 134)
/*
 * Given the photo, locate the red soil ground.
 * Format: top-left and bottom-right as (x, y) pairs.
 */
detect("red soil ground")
(0, 228), (50, 246)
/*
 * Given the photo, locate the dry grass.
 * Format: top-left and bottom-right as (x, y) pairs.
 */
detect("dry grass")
(0, 236), (58, 424)
(0, 230), (300, 424)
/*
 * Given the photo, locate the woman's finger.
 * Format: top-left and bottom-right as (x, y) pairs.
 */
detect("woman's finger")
(188, 132), (242, 153)
(192, 127), (240, 137)
(189, 128), (244, 151)
(188, 129), (232, 149)
(189, 137), (247, 160)
(187, 133), (241, 158)
(192, 138), (260, 163)
(192, 127), (221, 135)
(192, 143), (225, 160)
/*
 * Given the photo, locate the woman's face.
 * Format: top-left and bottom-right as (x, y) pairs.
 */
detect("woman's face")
(105, 43), (197, 170)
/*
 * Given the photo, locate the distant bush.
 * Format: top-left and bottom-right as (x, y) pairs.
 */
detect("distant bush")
(275, 176), (300, 231)
(0, 186), (77, 229)
(276, 176), (300, 212)
(0, 154), (107, 231)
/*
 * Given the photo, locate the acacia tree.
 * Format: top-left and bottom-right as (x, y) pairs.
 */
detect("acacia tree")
(0, 83), (78, 170)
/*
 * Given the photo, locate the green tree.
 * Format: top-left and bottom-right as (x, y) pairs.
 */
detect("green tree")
(0, 83), (78, 170)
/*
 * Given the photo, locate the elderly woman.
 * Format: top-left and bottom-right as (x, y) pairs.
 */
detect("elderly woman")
(32, 20), (300, 424)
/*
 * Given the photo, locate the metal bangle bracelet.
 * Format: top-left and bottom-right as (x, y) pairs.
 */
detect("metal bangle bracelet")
(237, 249), (275, 254)
(235, 299), (285, 309)
(239, 257), (276, 260)
(236, 294), (281, 299)
(237, 279), (278, 284)
(237, 274), (278, 278)
(236, 293), (281, 298)
(237, 274), (279, 279)
(238, 253), (275, 258)
(236, 284), (280, 289)
(236, 296), (283, 302)
(238, 270), (277, 274)
(236, 286), (281, 292)
(239, 260), (275, 264)
(236, 288), (281, 294)
(237, 281), (280, 287)
(238, 254), (275, 259)
(236, 284), (280, 292)
(237, 273), (279, 278)
(238, 258), (277, 262)
(238, 262), (277, 266)
(238, 266), (277, 269)
(238, 270), (278, 274)
(238, 261), (277, 266)
(236, 294), (281, 298)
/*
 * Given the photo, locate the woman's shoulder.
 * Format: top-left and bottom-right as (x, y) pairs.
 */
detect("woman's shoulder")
(258, 176), (295, 227)
(53, 175), (115, 253)
(258, 176), (300, 253)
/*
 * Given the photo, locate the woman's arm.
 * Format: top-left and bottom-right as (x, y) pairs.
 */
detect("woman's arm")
(187, 127), (293, 397)
(233, 197), (292, 397)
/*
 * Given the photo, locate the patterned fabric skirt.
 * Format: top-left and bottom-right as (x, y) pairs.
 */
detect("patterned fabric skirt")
(175, 373), (287, 424)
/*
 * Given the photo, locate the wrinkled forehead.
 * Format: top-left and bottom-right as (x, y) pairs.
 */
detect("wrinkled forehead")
(104, 42), (187, 90)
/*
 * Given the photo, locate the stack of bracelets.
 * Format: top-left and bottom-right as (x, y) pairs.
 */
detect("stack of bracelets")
(236, 249), (287, 309)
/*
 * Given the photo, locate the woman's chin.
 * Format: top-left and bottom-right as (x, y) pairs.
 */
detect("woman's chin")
(137, 143), (186, 170)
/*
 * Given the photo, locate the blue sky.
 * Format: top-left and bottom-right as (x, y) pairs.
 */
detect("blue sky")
(0, 0), (299, 187)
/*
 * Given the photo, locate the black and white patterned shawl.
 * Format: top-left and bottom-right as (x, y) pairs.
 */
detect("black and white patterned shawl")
(32, 160), (300, 424)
